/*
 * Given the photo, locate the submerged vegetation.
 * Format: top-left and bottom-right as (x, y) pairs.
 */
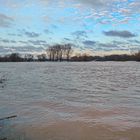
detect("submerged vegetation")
(0, 44), (140, 62)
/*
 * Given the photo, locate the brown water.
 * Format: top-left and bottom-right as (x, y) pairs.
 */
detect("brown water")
(0, 62), (140, 140)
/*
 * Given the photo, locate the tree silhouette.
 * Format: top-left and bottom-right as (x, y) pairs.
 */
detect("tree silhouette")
(46, 44), (73, 61)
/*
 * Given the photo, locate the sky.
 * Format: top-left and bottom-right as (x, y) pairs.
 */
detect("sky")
(0, 0), (140, 55)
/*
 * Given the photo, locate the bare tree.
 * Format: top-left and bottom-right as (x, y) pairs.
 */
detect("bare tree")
(24, 54), (34, 62)
(37, 54), (47, 61)
(46, 44), (73, 61)
(65, 44), (73, 61)
(46, 46), (53, 61)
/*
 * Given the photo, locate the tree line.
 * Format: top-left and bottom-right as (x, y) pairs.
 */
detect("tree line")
(71, 51), (140, 62)
(0, 43), (140, 62)
(0, 53), (34, 62)
(0, 44), (73, 62)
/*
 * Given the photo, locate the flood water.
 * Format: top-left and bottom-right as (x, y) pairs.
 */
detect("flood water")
(0, 62), (140, 140)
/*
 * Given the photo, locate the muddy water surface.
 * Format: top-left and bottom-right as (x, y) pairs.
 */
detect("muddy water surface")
(0, 62), (140, 140)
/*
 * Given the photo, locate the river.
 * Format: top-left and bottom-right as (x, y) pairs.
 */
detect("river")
(0, 62), (140, 140)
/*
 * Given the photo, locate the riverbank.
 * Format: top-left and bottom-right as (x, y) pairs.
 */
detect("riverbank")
(0, 51), (140, 62)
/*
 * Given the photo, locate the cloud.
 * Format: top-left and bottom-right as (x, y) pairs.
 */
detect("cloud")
(63, 38), (72, 41)
(0, 39), (10, 43)
(98, 43), (119, 49)
(81, 40), (133, 51)
(19, 41), (28, 44)
(103, 30), (137, 38)
(18, 29), (40, 38)
(71, 30), (87, 39)
(44, 29), (53, 34)
(24, 31), (40, 38)
(1, 1), (140, 24)
(28, 40), (48, 46)
(11, 40), (16, 43)
(76, 0), (108, 8)
(83, 40), (96, 46)
(18, 39), (48, 47)
(73, 0), (140, 25)
(51, 24), (58, 29)
(93, 40), (140, 52)
(8, 33), (22, 37)
(0, 45), (45, 54)
(76, 0), (140, 10)
(0, 38), (16, 43)
(128, 39), (140, 44)
(0, 13), (14, 28)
